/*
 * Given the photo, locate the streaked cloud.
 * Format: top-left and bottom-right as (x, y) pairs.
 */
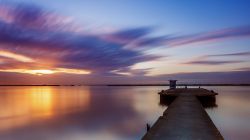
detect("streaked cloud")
(103, 27), (152, 45)
(134, 26), (250, 48)
(156, 70), (250, 84)
(0, 2), (78, 32)
(0, 2), (159, 75)
(167, 26), (250, 47)
(206, 51), (250, 57)
(183, 51), (249, 65)
(0, 1), (249, 84)
(0, 50), (34, 62)
(235, 67), (250, 71)
(183, 60), (243, 65)
(111, 67), (151, 76)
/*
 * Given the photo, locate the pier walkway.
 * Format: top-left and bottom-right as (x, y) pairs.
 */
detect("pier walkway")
(142, 88), (224, 140)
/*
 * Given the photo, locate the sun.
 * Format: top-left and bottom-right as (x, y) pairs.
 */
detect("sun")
(28, 70), (55, 75)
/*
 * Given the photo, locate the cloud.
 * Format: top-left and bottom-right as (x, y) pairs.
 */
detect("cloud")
(103, 27), (152, 44)
(183, 60), (243, 65)
(111, 67), (152, 76)
(0, 2), (77, 32)
(167, 26), (250, 47)
(0, 1), (250, 81)
(133, 25), (250, 48)
(0, 50), (34, 62)
(235, 67), (250, 71)
(134, 36), (169, 47)
(0, 2), (159, 75)
(206, 51), (250, 57)
(182, 51), (250, 66)
(156, 70), (250, 84)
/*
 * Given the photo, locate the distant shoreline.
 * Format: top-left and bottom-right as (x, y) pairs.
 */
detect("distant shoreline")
(0, 84), (250, 86)
(107, 84), (250, 86)
(0, 85), (61, 86)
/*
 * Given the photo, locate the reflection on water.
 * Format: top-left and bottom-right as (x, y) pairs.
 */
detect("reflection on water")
(0, 86), (164, 140)
(0, 86), (249, 140)
(205, 86), (250, 140)
(0, 86), (90, 133)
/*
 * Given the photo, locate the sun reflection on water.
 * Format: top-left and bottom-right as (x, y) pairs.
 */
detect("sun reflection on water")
(0, 86), (90, 132)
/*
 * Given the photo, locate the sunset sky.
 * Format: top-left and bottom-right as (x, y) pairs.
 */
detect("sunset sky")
(0, 0), (250, 85)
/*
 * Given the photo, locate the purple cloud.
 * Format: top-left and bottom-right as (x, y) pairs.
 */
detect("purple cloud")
(0, 1), (249, 78)
(184, 60), (243, 65)
(207, 51), (250, 57)
(156, 70), (250, 84)
(0, 2), (80, 32)
(102, 27), (153, 45)
(235, 67), (250, 71)
(181, 51), (249, 66)
(0, 3), (159, 74)
(168, 26), (250, 47)
(134, 36), (169, 46)
(133, 26), (250, 48)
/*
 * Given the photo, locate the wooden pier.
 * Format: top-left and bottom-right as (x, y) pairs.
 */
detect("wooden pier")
(142, 88), (224, 140)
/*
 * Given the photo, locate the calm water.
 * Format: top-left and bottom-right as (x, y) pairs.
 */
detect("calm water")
(0, 86), (249, 140)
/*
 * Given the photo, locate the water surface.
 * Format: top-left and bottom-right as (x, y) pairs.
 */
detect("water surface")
(0, 86), (249, 140)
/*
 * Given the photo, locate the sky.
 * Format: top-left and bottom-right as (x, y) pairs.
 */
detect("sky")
(0, 0), (250, 85)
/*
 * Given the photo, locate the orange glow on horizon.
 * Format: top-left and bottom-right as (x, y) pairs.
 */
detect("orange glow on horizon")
(0, 68), (91, 75)
(0, 50), (91, 76)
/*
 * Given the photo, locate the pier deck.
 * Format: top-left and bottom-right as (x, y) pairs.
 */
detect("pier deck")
(142, 88), (224, 140)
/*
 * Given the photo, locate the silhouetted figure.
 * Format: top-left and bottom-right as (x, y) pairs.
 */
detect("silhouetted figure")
(185, 85), (188, 89)
(146, 123), (151, 132)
